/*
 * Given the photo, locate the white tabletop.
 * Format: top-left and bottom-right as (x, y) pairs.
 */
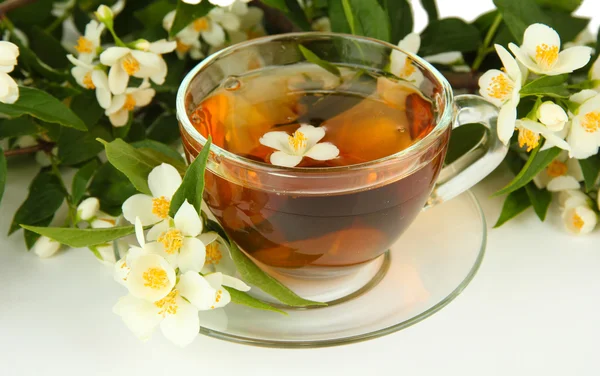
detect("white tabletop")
(3, 1), (600, 375)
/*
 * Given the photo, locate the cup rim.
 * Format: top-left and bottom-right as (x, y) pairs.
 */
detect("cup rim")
(176, 31), (454, 173)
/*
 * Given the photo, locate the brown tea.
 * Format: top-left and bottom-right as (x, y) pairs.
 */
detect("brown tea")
(183, 64), (449, 270)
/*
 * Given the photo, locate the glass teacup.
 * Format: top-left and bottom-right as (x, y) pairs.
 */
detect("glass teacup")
(177, 33), (507, 297)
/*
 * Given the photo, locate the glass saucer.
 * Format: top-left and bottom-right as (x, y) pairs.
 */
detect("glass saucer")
(197, 191), (486, 348)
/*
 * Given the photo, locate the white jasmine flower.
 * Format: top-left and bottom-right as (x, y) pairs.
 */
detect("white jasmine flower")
(203, 272), (250, 309)
(162, 11), (205, 60)
(77, 197), (100, 221)
(509, 23), (592, 76)
(111, 0), (126, 16)
(73, 20), (104, 63)
(201, 235), (236, 275)
(390, 33), (423, 85)
(33, 236), (61, 258)
(113, 271), (217, 347)
(67, 54), (111, 109)
(533, 152), (583, 191)
(558, 189), (591, 210)
(142, 201), (213, 273)
(104, 80), (155, 127)
(537, 101), (568, 132)
(193, 16), (226, 47)
(479, 44), (525, 145)
(0, 41), (19, 104)
(566, 90), (600, 159)
(259, 124), (340, 167)
(562, 205), (597, 235)
(125, 252), (177, 302)
(122, 163), (182, 226)
(515, 118), (570, 153)
(311, 17), (331, 32)
(99, 46), (163, 95)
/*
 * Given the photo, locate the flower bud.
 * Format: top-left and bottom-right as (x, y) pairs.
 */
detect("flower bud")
(95, 5), (114, 27)
(91, 212), (117, 228)
(95, 244), (117, 265)
(537, 101), (568, 132)
(33, 236), (61, 258)
(132, 39), (150, 51)
(77, 197), (100, 221)
(558, 189), (590, 210)
(563, 205), (597, 235)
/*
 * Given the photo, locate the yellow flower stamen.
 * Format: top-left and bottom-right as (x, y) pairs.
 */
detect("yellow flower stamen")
(581, 111), (600, 133)
(216, 290), (222, 303)
(487, 74), (514, 100)
(123, 94), (136, 111)
(75, 36), (93, 54)
(155, 290), (179, 316)
(546, 160), (568, 177)
(193, 18), (209, 32)
(205, 243), (223, 265)
(121, 54), (140, 76)
(398, 57), (416, 78)
(83, 72), (95, 89)
(288, 130), (307, 152)
(152, 196), (171, 219)
(176, 39), (191, 53)
(573, 212), (585, 231)
(535, 43), (559, 69)
(518, 127), (540, 152)
(143, 267), (169, 289)
(157, 229), (184, 255)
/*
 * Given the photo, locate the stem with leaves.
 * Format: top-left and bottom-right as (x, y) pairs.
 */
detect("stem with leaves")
(471, 13), (503, 71)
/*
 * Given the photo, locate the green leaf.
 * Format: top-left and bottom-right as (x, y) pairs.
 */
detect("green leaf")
(419, 18), (481, 56)
(328, 0), (351, 33)
(494, 188), (531, 227)
(9, 170), (66, 235)
(134, 0), (176, 27)
(169, 137), (211, 217)
(381, 0), (413, 44)
(20, 225), (136, 248)
(525, 183), (552, 221)
(419, 0), (439, 22)
(10, 38), (67, 82)
(72, 159), (101, 204)
(70, 91), (105, 128)
(131, 139), (185, 165)
(100, 138), (184, 195)
(519, 74), (570, 98)
(578, 156), (600, 192)
(544, 10), (589, 44)
(58, 125), (112, 166)
(29, 26), (69, 69)
(494, 0), (551, 44)
(0, 87), (86, 131)
(169, 0), (214, 37)
(535, 0), (583, 12)
(227, 240), (326, 307)
(224, 287), (287, 315)
(298, 45), (341, 78)
(337, 0), (390, 41)
(89, 163), (137, 216)
(261, 0), (311, 31)
(445, 123), (487, 165)
(0, 117), (40, 138)
(0, 145), (6, 206)
(147, 114), (181, 144)
(495, 146), (562, 196)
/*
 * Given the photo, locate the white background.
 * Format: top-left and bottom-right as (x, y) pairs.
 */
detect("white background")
(2, 0), (600, 375)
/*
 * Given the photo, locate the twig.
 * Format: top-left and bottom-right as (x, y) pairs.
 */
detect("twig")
(3, 141), (55, 157)
(0, 0), (38, 16)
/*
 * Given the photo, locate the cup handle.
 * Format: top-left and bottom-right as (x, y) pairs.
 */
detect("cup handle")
(425, 94), (509, 209)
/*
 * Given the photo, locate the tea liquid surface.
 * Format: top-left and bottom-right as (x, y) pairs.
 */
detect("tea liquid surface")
(186, 64), (446, 269)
